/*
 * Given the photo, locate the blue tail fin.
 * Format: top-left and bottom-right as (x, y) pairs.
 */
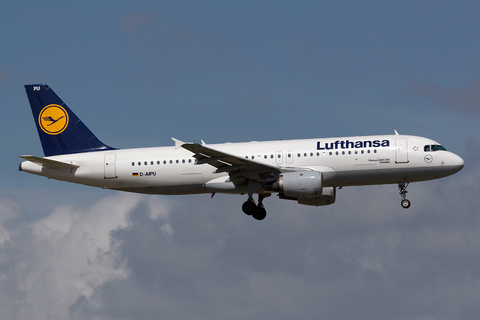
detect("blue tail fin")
(25, 84), (114, 156)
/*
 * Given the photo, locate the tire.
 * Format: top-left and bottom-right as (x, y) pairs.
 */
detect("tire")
(242, 200), (256, 215)
(401, 199), (411, 209)
(252, 206), (267, 221)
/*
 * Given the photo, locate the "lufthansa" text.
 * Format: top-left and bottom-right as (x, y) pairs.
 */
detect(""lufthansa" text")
(317, 139), (390, 150)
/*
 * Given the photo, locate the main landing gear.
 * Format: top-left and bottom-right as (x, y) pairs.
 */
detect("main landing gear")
(242, 194), (267, 221)
(398, 181), (411, 209)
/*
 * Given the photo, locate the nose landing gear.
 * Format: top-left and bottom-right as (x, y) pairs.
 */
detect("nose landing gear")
(398, 181), (411, 209)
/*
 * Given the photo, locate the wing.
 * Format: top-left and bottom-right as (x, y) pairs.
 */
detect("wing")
(172, 138), (282, 186)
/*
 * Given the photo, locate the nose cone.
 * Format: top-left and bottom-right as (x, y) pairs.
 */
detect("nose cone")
(450, 153), (464, 174)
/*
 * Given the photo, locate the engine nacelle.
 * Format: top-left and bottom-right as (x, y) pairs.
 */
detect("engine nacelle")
(297, 187), (336, 206)
(276, 171), (323, 199)
(267, 170), (336, 207)
(277, 186), (336, 206)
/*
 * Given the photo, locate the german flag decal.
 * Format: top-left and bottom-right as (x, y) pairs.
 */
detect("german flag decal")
(132, 173), (139, 177)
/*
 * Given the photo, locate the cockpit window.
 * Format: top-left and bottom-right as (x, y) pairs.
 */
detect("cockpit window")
(431, 145), (446, 151)
(425, 145), (446, 152)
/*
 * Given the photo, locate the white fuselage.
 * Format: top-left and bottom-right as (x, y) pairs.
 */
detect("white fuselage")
(20, 134), (464, 197)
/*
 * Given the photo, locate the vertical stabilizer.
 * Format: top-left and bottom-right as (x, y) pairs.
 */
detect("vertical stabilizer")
(24, 84), (114, 156)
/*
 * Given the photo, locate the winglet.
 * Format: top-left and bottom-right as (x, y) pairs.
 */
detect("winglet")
(394, 130), (400, 135)
(171, 137), (185, 150)
(201, 140), (207, 146)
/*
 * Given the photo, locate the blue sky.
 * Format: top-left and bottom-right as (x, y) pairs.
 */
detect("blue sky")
(1, 2), (480, 319)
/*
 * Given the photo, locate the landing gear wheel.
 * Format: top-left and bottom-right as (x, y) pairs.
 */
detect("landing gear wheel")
(242, 199), (256, 215)
(398, 181), (411, 209)
(401, 199), (411, 209)
(252, 204), (267, 221)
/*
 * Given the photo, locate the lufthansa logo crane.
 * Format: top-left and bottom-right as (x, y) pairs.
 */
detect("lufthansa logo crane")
(38, 104), (69, 135)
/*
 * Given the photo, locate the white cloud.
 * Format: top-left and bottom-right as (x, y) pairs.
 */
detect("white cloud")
(0, 199), (17, 245)
(0, 176), (479, 320)
(0, 193), (172, 320)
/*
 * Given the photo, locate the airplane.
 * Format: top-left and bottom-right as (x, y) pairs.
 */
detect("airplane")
(19, 84), (464, 221)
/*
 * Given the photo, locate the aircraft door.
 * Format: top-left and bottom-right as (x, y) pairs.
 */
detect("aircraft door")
(275, 151), (283, 165)
(286, 151), (293, 164)
(104, 154), (117, 179)
(395, 139), (409, 163)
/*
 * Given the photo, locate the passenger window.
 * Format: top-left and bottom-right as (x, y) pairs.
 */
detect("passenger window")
(151, 161), (154, 165)
(144, 161), (147, 165)
(182, 159), (185, 163)
(132, 162), (135, 166)
(270, 155), (274, 159)
(163, 160), (166, 165)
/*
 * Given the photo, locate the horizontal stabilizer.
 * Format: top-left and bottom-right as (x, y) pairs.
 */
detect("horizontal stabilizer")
(20, 155), (79, 169)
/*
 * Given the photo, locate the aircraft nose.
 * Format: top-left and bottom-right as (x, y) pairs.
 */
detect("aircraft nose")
(450, 153), (464, 173)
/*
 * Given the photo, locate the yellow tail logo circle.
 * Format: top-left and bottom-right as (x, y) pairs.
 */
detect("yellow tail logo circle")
(38, 104), (69, 135)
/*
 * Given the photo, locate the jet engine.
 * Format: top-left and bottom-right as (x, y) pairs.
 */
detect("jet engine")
(267, 171), (336, 206)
